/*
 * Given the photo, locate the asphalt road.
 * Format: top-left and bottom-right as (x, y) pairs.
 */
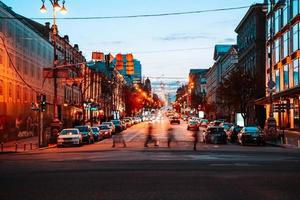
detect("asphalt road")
(1, 118), (300, 200)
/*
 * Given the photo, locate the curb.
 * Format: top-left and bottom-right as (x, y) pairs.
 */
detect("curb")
(266, 142), (298, 149)
(38, 144), (57, 150)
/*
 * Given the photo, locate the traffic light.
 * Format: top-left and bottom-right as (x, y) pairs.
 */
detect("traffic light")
(41, 94), (47, 112)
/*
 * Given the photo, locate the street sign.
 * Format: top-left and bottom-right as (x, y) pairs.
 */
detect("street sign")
(267, 80), (276, 89)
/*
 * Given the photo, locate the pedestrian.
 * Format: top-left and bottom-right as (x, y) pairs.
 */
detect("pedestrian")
(167, 127), (175, 148)
(145, 122), (159, 147)
(112, 132), (126, 148)
(192, 130), (199, 151)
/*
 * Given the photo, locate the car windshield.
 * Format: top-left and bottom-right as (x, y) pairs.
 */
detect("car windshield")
(208, 127), (224, 133)
(245, 127), (260, 133)
(102, 122), (111, 126)
(189, 121), (198, 124)
(91, 127), (99, 132)
(75, 126), (89, 132)
(111, 120), (121, 125)
(99, 125), (109, 130)
(60, 129), (78, 135)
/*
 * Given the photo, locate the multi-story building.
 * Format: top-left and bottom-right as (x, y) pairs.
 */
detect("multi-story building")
(115, 54), (142, 85)
(91, 59), (126, 121)
(257, 0), (300, 129)
(189, 69), (209, 95)
(235, 3), (266, 128)
(0, 2), (54, 141)
(206, 44), (233, 119)
(0, 1), (86, 141)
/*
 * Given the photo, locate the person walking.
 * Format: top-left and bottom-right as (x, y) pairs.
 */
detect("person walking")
(193, 130), (199, 151)
(145, 122), (159, 147)
(167, 127), (175, 148)
(112, 132), (126, 148)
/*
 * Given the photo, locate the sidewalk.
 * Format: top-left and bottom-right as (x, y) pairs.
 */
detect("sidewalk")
(0, 136), (39, 153)
(268, 129), (300, 149)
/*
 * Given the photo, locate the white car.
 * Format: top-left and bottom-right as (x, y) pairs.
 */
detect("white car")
(102, 122), (115, 133)
(57, 128), (82, 147)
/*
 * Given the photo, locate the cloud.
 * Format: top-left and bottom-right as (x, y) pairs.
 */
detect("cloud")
(219, 38), (236, 43)
(156, 33), (216, 41)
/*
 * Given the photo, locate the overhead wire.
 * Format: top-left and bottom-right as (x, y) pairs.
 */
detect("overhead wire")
(0, 5), (250, 20)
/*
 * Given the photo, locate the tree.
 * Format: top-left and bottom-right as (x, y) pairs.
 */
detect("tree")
(217, 66), (256, 125)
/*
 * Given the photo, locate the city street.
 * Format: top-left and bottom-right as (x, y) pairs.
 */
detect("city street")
(1, 119), (300, 200)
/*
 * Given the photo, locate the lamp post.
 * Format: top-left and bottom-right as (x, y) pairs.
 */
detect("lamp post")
(40, 0), (67, 142)
(266, 0), (286, 134)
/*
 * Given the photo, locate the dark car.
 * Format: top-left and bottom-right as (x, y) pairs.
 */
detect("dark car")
(203, 126), (227, 144)
(111, 120), (123, 132)
(238, 126), (265, 146)
(74, 125), (94, 144)
(170, 116), (180, 124)
(91, 127), (101, 141)
(226, 125), (243, 142)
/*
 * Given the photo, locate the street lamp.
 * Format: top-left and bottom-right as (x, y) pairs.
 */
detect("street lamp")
(40, 0), (68, 143)
(266, 0), (286, 134)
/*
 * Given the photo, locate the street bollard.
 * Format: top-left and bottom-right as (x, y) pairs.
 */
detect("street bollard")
(285, 136), (288, 145)
(280, 137), (283, 144)
(24, 144), (26, 151)
(298, 140), (300, 149)
(30, 143), (33, 150)
(15, 143), (18, 152)
(1, 142), (3, 152)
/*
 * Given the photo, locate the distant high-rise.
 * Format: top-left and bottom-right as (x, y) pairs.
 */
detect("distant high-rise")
(114, 54), (142, 85)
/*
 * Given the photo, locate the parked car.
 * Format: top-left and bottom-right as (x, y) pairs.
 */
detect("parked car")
(170, 116), (180, 124)
(91, 127), (101, 141)
(226, 125), (243, 142)
(111, 120), (123, 132)
(123, 118), (132, 127)
(101, 122), (115, 133)
(74, 125), (94, 144)
(57, 128), (82, 147)
(98, 125), (112, 138)
(121, 120), (127, 130)
(220, 122), (233, 131)
(202, 126), (227, 144)
(238, 126), (265, 146)
(187, 120), (199, 131)
(199, 119), (209, 127)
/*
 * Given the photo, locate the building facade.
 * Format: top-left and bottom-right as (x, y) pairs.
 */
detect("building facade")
(235, 3), (266, 128)
(0, 2), (86, 141)
(259, 0), (300, 129)
(0, 2), (54, 141)
(206, 44), (233, 119)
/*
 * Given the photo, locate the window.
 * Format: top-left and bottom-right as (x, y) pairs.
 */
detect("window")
(283, 31), (289, 58)
(283, 4), (289, 26)
(23, 87), (28, 102)
(16, 85), (20, 100)
(294, 59), (299, 86)
(293, 0), (299, 18)
(275, 39), (280, 63)
(275, 69), (280, 92)
(284, 64), (289, 90)
(0, 80), (3, 96)
(8, 83), (12, 98)
(0, 49), (3, 65)
(293, 23), (299, 52)
(275, 10), (280, 33)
